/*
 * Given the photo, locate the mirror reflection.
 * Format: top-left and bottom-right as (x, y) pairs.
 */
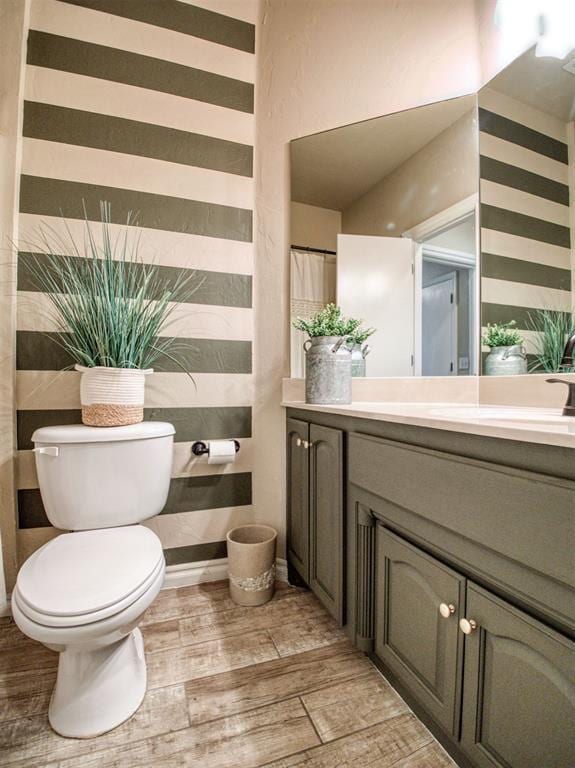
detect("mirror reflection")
(290, 45), (575, 379)
(290, 94), (480, 378)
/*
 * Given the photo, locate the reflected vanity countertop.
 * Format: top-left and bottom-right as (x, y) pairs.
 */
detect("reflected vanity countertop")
(281, 401), (575, 449)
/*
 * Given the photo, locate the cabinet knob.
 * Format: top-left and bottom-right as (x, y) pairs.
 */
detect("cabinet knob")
(439, 602), (455, 618)
(296, 437), (302, 447)
(459, 618), (477, 635)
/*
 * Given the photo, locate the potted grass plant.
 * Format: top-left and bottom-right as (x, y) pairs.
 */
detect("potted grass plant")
(526, 309), (575, 373)
(482, 321), (527, 375)
(23, 202), (198, 427)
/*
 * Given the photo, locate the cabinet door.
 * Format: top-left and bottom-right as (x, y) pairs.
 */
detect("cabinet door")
(461, 583), (575, 768)
(309, 423), (344, 624)
(375, 528), (465, 735)
(287, 418), (310, 583)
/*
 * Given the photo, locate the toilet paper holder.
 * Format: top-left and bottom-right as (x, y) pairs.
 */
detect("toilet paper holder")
(191, 440), (240, 456)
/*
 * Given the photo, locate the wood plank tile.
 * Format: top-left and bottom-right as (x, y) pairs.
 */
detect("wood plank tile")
(147, 629), (279, 689)
(44, 699), (320, 768)
(0, 633), (58, 676)
(301, 670), (410, 742)
(393, 742), (458, 767)
(142, 581), (298, 626)
(0, 684), (189, 768)
(142, 618), (181, 653)
(262, 713), (433, 767)
(269, 614), (346, 657)
(185, 640), (372, 725)
(179, 592), (324, 646)
(0, 669), (56, 724)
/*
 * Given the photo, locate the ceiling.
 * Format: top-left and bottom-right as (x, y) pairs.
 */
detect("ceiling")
(290, 94), (476, 212)
(485, 46), (575, 122)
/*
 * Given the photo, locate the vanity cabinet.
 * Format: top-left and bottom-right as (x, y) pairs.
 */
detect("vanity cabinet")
(286, 407), (575, 768)
(286, 417), (344, 622)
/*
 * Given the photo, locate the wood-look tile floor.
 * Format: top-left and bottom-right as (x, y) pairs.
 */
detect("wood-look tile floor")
(0, 581), (458, 768)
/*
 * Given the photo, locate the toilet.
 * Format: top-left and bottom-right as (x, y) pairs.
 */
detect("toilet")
(11, 421), (175, 738)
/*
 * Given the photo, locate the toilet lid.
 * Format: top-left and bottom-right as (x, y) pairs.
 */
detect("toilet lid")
(17, 526), (164, 619)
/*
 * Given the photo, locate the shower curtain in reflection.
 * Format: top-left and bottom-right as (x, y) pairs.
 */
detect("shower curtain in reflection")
(290, 249), (336, 378)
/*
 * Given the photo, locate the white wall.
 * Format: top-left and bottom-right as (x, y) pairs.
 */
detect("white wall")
(254, 0), (482, 552)
(290, 202), (341, 252)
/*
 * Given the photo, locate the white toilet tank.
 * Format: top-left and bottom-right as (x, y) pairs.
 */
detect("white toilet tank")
(32, 422), (175, 530)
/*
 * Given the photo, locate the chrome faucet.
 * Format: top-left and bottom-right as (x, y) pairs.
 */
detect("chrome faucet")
(547, 333), (575, 416)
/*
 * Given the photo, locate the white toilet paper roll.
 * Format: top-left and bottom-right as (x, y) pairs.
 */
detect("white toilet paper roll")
(208, 440), (237, 465)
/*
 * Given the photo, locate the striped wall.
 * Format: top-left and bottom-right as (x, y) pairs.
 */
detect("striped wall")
(479, 87), (573, 366)
(15, 0), (257, 568)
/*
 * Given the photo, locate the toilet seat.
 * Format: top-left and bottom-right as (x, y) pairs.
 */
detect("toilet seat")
(15, 526), (164, 628)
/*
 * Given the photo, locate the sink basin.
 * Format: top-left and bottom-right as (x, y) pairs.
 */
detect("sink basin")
(429, 405), (567, 424)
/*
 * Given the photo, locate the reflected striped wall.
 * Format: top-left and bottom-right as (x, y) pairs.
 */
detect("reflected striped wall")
(479, 87), (573, 366)
(15, 0), (257, 567)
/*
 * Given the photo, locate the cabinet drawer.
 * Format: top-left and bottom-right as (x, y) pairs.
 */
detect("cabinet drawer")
(460, 582), (575, 768)
(375, 527), (466, 736)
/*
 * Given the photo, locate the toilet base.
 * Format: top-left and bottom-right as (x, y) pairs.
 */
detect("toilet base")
(49, 628), (147, 738)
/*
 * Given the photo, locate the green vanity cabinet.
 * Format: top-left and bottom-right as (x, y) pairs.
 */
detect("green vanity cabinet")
(460, 583), (575, 768)
(286, 417), (344, 622)
(375, 527), (466, 736)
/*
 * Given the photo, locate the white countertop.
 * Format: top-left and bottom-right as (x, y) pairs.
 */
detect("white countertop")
(282, 401), (575, 449)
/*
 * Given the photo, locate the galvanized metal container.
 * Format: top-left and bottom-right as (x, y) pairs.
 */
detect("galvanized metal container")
(304, 336), (352, 404)
(484, 344), (528, 376)
(351, 343), (371, 377)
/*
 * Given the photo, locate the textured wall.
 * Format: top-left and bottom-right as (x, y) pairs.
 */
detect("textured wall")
(14, 0), (257, 570)
(479, 88), (572, 362)
(290, 202), (341, 252)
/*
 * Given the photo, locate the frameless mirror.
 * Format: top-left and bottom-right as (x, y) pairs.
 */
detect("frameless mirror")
(289, 44), (575, 379)
(290, 94), (480, 378)
(478, 46), (574, 375)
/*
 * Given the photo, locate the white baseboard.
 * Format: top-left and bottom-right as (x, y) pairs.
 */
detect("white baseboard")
(162, 557), (288, 590)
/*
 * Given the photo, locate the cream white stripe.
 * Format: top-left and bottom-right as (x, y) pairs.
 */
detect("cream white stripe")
(482, 278), (571, 311)
(18, 214), (254, 275)
(480, 229), (571, 270)
(180, 0), (259, 24)
(22, 139), (254, 210)
(479, 133), (569, 186)
(31, 0), (255, 82)
(17, 438), (254, 489)
(480, 88), (568, 143)
(481, 179), (570, 228)
(143, 505), (254, 549)
(17, 371), (253, 409)
(25, 67), (255, 146)
(17, 292), (254, 341)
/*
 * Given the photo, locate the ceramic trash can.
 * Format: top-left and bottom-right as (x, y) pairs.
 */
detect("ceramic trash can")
(226, 525), (277, 606)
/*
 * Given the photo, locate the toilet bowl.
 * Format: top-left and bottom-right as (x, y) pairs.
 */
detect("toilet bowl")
(12, 526), (165, 738)
(12, 422), (175, 738)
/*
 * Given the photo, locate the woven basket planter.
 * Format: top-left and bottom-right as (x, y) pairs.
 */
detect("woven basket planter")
(75, 365), (153, 427)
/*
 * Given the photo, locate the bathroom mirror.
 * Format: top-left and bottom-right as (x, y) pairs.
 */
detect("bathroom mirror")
(478, 46), (574, 375)
(289, 45), (574, 379)
(289, 94), (480, 378)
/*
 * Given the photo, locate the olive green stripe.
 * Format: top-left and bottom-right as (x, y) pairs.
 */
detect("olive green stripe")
(481, 302), (564, 331)
(16, 331), (252, 373)
(481, 253), (572, 291)
(27, 31), (254, 113)
(164, 541), (227, 566)
(23, 102), (253, 177)
(18, 472), (251, 529)
(59, 0), (255, 53)
(19, 176), (253, 242)
(17, 406), (251, 450)
(18, 253), (252, 308)
(478, 108), (568, 164)
(480, 155), (569, 206)
(163, 472), (252, 516)
(480, 204), (570, 249)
